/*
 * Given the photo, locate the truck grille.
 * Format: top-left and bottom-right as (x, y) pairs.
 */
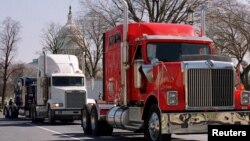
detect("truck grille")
(187, 69), (234, 109)
(65, 91), (86, 108)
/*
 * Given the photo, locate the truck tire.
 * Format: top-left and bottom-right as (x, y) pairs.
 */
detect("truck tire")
(31, 106), (38, 123)
(4, 107), (9, 118)
(82, 105), (91, 134)
(144, 104), (171, 141)
(12, 107), (19, 118)
(48, 106), (55, 125)
(26, 109), (31, 118)
(90, 106), (101, 136)
(90, 106), (113, 136)
(101, 120), (113, 136)
(39, 118), (45, 123)
(13, 110), (18, 118)
(8, 107), (13, 118)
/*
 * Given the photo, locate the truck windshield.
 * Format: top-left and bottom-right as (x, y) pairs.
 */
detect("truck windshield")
(52, 77), (84, 86)
(147, 43), (210, 62)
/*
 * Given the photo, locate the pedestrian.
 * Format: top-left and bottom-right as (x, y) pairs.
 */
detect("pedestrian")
(9, 98), (13, 105)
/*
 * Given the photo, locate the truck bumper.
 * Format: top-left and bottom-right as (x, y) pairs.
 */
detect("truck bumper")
(161, 111), (250, 134)
(53, 109), (82, 120)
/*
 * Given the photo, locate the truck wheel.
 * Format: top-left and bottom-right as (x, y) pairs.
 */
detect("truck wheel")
(26, 109), (31, 118)
(48, 106), (55, 125)
(82, 106), (91, 134)
(39, 118), (45, 123)
(31, 106), (38, 123)
(90, 106), (101, 136)
(13, 107), (19, 118)
(101, 120), (113, 136)
(90, 106), (113, 136)
(4, 107), (9, 118)
(144, 104), (171, 141)
(8, 107), (13, 118)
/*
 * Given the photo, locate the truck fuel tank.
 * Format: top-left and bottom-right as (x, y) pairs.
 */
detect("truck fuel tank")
(106, 106), (143, 131)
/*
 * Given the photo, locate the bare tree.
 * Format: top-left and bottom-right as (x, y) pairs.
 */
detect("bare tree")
(41, 22), (67, 54)
(0, 17), (21, 107)
(80, 0), (208, 26)
(76, 0), (208, 79)
(206, 0), (250, 89)
(70, 12), (110, 79)
(82, 14), (108, 78)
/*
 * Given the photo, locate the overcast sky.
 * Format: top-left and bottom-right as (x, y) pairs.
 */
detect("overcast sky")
(0, 0), (81, 63)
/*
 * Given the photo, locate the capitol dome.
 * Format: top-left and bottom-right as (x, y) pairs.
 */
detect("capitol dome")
(58, 6), (82, 54)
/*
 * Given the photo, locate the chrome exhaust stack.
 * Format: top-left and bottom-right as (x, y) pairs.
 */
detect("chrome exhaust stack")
(121, 0), (128, 106)
(201, 5), (206, 37)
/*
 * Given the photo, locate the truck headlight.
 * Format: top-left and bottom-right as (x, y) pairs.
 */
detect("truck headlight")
(52, 103), (63, 107)
(167, 91), (178, 106)
(241, 91), (250, 105)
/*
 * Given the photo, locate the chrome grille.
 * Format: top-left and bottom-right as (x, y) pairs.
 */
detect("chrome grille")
(187, 69), (234, 109)
(65, 91), (86, 108)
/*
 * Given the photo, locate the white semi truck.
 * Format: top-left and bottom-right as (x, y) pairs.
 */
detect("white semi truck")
(32, 54), (87, 124)
(4, 54), (88, 125)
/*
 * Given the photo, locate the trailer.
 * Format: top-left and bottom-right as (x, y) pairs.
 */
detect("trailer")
(3, 77), (36, 118)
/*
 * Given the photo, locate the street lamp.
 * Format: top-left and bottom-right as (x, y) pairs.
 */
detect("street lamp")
(187, 8), (194, 25)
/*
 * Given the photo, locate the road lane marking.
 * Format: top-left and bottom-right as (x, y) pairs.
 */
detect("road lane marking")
(26, 123), (81, 140)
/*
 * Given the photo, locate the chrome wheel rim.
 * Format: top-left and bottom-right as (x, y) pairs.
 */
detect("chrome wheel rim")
(149, 112), (160, 141)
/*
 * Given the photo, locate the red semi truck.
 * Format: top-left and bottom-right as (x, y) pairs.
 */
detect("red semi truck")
(81, 2), (250, 141)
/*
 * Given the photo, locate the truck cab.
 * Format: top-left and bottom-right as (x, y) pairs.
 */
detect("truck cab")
(34, 54), (87, 124)
(80, 22), (250, 141)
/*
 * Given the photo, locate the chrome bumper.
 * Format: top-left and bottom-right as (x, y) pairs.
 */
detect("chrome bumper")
(161, 111), (250, 134)
(54, 109), (82, 120)
(54, 109), (81, 115)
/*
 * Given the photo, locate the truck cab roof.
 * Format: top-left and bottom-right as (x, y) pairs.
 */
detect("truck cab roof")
(38, 54), (83, 76)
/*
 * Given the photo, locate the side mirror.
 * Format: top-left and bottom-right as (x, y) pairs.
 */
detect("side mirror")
(141, 64), (155, 83)
(141, 58), (159, 83)
(151, 58), (159, 66)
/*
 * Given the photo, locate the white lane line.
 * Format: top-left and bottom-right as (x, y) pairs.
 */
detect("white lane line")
(26, 123), (80, 140)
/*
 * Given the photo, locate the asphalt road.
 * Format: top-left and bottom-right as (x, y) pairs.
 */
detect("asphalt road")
(0, 111), (207, 141)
